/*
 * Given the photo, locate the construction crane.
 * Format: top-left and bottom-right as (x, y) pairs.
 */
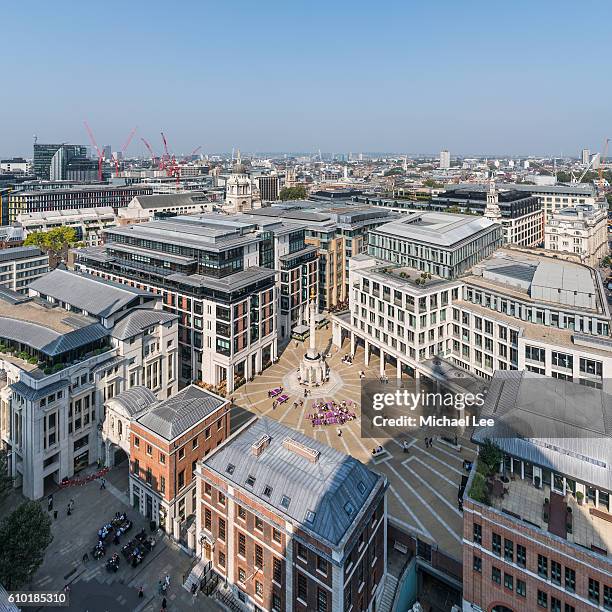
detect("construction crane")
(183, 146), (201, 161)
(112, 127), (137, 177)
(83, 120), (104, 182)
(160, 132), (171, 169)
(140, 137), (157, 167)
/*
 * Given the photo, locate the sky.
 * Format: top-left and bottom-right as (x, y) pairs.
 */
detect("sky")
(1, 0), (611, 158)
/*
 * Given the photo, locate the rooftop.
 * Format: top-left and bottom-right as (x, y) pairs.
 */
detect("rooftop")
(0, 246), (45, 262)
(202, 416), (385, 548)
(128, 192), (210, 209)
(468, 248), (603, 312)
(29, 269), (155, 319)
(135, 384), (227, 440)
(110, 309), (177, 341)
(372, 211), (499, 248)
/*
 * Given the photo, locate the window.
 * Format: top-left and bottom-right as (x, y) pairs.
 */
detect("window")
(551, 597), (561, 612)
(280, 495), (291, 509)
(272, 528), (281, 543)
(516, 544), (526, 568)
(551, 560), (561, 585)
(255, 544), (263, 568)
(238, 533), (246, 557)
(492, 566), (501, 584)
(297, 542), (308, 562)
(218, 517), (226, 542)
(263, 485), (273, 498)
(226, 463), (235, 475)
(317, 588), (328, 612)
(317, 555), (327, 576)
(255, 581), (263, 598)
(504, 538), (513, 562)
(565, 567), (575, 592)
(537, 590), (547, 608)
(255, 516), (264, 532)
(273, 557), (282, 584)
(146, 444), (152, 456)
(204, 508), (211, 530)
(134, 436), (140, 447)
(589, 578), (600, 604)
(237, 505), (246, 520)
(604, 585), (612, 611)
(565, 605), (575, 612)
(178, 447), (185, 460)
(160, 475), (165, 494)
(238, 568), (246, 583)
(473, 523), (482, 544)
(272, 593), (281, 612)
(537, 554), (548, 578)
(159, 453), (166, 465)
(246, 474), (256, 487)
(218, 492), (225, 506)
(516, 579), (526, 597)
(297, 573), (307, 602)
(503, 573), (513, 591)
(192, 437), (198, 449)
(204, 482), (212, 497)
(492, 533), (501, 555)
(218, 551), (226, 568)
(473, 555), (482, 572)
(178, 470), (185, 490)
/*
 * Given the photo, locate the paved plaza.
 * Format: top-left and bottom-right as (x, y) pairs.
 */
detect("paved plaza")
(232, 327), (477, 561)
(28, 465), (222, 612)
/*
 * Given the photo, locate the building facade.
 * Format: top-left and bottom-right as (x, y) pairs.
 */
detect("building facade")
(545, 204), (608, 267)
(196, 417), (388, 612)
(463, 371), (612, 612)
(256, 175), (280, 202)
(0, 247), (49, 294)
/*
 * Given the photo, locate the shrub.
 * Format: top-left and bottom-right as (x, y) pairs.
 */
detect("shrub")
(469, 472), (489, 504)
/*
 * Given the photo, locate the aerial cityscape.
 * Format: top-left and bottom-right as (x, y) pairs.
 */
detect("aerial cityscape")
(1, 2), (611, 612)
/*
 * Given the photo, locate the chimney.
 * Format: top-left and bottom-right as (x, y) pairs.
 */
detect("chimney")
(251, 434), (271, 457)
(282, 437), (320, 463)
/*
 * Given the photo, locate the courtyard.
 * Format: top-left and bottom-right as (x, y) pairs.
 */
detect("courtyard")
(231, 327), (478, 563)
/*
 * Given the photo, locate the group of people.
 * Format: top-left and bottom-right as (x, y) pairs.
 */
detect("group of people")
(341, 354), (354, 365)
(92, 512), (134, 560)
(308, 400), (356, 427)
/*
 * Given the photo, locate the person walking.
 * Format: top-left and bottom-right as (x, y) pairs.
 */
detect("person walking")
(53, 510), (58, 520)
(138, 586), (144, 599)
(47, 494), (53, 512)
(100, 478), (106, 490)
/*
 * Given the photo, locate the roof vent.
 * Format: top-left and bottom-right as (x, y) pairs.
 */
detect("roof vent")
(282, 437), (320, 463)
(251, 434), (271, 457)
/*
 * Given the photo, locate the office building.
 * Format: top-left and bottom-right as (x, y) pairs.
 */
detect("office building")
(581, 148), (591, 165)
(17, 207), (117, 246)
(75, 214), (318, 390)
(255, 175), (280, 202)
(430, 186), (543, 247)
(0, 269), (178, 499)
(103, 384), (230, 537)
(6, 184), (153, 224)
(440, 149), (451, 170)
(0, 247), (49, 294)
(0, 158), (29, 174)
(545, 204), (609, 266)
(196, 416), (388, 612)
(463, 370), (612, 612)
(32, 143), (97, 181)
(368, 212), (503, 279)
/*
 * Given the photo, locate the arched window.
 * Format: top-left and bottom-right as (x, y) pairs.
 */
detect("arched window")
(492, 606), (514, 612)
(117, 420), (123, 436)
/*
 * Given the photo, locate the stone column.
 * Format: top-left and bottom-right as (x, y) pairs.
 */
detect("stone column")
(380, 351), (385, 376)
(364, 341), (370, 366)
(350, 332), (355, 356)
(396, 361), (402, 379)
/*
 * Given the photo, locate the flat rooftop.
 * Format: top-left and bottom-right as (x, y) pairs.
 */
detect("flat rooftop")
(372, 212), (498, 248)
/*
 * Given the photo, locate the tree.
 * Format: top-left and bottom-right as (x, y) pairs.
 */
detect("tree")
(279, 185), (307, 201)
(24, 226), (78, 267)
(384, 168), (402, 176)
(0, 501), (52, 589)
(0, 450), (13, 503)
(423, 178), (443, 188)
(479, 438), (503, 474)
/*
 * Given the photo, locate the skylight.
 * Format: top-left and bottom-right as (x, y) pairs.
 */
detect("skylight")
(305, 510), (316, 523)
(280, 495), (291, 509)
(246, 474), (256, 487)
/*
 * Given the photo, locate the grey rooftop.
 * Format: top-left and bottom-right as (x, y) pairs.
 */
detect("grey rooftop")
(202, 416), (385, 548)
(111, 309), (177, 341)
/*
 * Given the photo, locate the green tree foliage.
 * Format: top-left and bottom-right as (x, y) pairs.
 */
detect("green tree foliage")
(479, 438), (503, 474)
(423, 178), (443, 188)
(0, 450), (13, 503)
(279, 185), (308, 201)
(24, 227), (78, 267)
(384, 168), (403, 176)
(0, 501), (53, 589)
(469, 472), (489, 504)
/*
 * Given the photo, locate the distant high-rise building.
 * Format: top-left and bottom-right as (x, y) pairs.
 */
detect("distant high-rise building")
(581, 148), (591, 165)
(256, 175), (280, 201)
(102, 145), (112, 160)
(33, 143), (96, 181)
(440, 149), (451, 169)
(592, 152), (601, 169)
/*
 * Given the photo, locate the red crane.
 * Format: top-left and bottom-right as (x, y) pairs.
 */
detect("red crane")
(83, 120), (104, 181)
(112, 127), (137, 177)
(140, 137), (157, 167)
(183, 145), (201, 161)
(160, 131), (170, 169)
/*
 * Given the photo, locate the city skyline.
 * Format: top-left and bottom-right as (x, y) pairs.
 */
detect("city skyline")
(2, 0), (611, 157)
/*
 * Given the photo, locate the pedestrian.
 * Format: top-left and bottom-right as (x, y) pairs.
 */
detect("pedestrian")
(138, 586), (144, 599)
(158, 580), (164, 595)
(53, 510), (58, 520)
(47, 494), (53, 512)
(82, 552), (89, 563)
(337, 428), (342, 437)
(69, 498), (74, 511)
(161, 597), (167, 611)
(100, 478), (106, 490)
(164, 574), (170, 587)
(67, 504), (72, 516)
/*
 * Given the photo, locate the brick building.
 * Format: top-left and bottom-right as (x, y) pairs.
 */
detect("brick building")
(196, 417), (388, 612)
(108, 384), (230, 541)
(463, 371), (612, 612)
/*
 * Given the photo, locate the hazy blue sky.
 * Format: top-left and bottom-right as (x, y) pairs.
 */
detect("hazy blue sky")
(2, 0), (611, 157)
